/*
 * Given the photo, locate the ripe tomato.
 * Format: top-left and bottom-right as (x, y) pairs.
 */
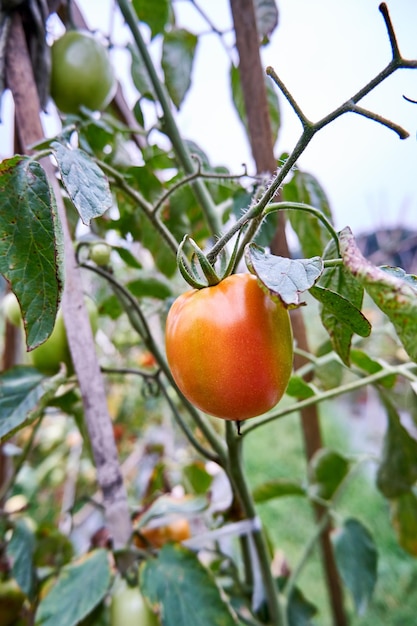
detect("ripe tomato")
(165, 273), (293, 420)
(134, 517), (191, 549)
(50, 31), (116, 114)
(110, 579), (159, 626)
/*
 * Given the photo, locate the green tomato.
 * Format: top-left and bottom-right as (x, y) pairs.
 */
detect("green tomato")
(31, 299), (99, 375)
(3, 292), (99, 375)
(0, 578), (26, 626)
(50, 30), (116, 114)
(30, 309), (71, 375)
(89, 242), (112, 267)
(2, 292), (23, 327)
(110, 579), (159, 626)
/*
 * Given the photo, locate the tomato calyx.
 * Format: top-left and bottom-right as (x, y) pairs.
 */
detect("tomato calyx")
(177, 233), (241, 289)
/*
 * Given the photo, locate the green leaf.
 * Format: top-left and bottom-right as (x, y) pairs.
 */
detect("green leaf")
(0, 156), (63, 350)
(286, 376), (316, 399)
(253, 479), (305, 503)
(126, 272), (173, 300)
(380, 265), (417, 288)
(113, 246), (142, 269)
(287, 586), (318, 626)
(182, 462), (213, 495)
(309, 448), (350, 500)
(7, 519), (36, 599)
(140, 543), (236, 626)
(98, 294), (123, 320)
(245, 243), (323, 307)
(332, 518), (378, 615)
(133, 0), (171, 38)
(51, 142), (112, 226)
(137, 495), (207, 529)
(128, 42), (155, 99)
(35, 549), (111, 626)
(350, 349), (397, 388)
(162, 29), (198, 109)
(376, 395), (417, 498)
(231, 64), (280, 145)
(0, 366), (66, 442)
(310, 286), (371, 337)
(339, 226), (417, 362)
(318, 239), (367, 365)
(390, 491), (417, 556)
(281, 169), (333, 258)
(254, 0), (279, 43)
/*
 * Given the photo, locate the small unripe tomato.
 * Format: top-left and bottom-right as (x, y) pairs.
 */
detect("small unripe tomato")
(165, 273), (293, 420)
(2, 292), (23, 327)
(89, 242), (112, 267)
(50, 30), (116, 114)
(2, 292), (98, 375)
(110, 578), (158, 626)
(30, 309), (71, 375)
(0, 578), (26, 626)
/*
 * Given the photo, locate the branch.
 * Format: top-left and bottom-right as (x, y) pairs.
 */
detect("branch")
(117, 0), (223, 238)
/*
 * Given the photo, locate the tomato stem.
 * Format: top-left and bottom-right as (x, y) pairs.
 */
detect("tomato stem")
(225, 421), (286, 626)
(243, 361), (417, 436)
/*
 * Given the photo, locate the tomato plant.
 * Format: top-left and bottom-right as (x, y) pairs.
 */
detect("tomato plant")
(50, 30), (116, 114)
(165, 273), (293, 420)
(1, 2), (417, 626)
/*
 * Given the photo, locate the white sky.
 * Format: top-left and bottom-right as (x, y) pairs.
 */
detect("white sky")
(1, 0), (416, 236)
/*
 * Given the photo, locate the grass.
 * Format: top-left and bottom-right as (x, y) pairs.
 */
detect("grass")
(243, 398), (417, 625)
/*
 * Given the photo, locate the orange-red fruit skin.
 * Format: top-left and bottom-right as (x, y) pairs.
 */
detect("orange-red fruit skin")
(165, 273), (293, 420)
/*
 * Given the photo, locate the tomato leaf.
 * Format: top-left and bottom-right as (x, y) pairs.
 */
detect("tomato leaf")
(245, 243), (323, 307)
(126, 272), (173, 300)
(390, 491), (417, 556)
(376, 394), (417, 499)
(0, 366), (66, 442)
(332, 518), (378, 615)
(182, 462), (213, 495)
(350, 349), (397, 388)
(51, 142), (112, 226)
(128, 42), (156, 100)
(287, 586), (318, 626)
(254, 0), (279, 44)
(162, 29), (198, 109)
(253, 479), (306, 503)
(339, 226), (417, 362)
(7, 519), (36, 599)
(310, 286), (371, 338)
(137, 495), (207, 529)
(113, 246), (142, 269)
(286, 376), (316, 399)
(140, 543), (236, 626)
(379, 264), (417, 288)
(281, 169), (333, 258)
(0, 156), (63, 350)
(132, 0), (171, 38)
(35, 550), (111, 626)
(315, 239), (367, 365)
(231, 63), (281, 145)
(309, 448), (350, 501)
